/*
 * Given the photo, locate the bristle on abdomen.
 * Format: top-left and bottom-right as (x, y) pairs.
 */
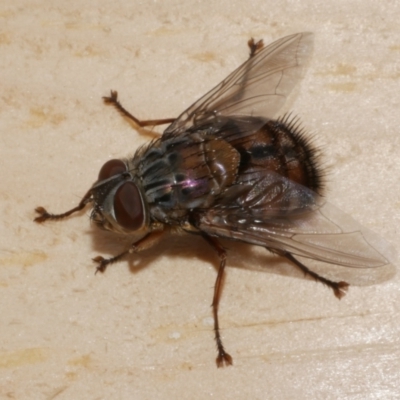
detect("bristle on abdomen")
(268, 114), (324, 195)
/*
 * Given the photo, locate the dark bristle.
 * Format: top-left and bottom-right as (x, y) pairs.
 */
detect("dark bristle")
(274, 113), (325, 195)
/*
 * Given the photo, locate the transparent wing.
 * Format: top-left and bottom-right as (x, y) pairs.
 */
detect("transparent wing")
(164, 32), (313, 138)
(198, 172), (397, 284)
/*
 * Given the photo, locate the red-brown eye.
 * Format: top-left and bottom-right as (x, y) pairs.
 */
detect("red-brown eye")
(98, 159), (126, 181)
(114, 182), (144, 231)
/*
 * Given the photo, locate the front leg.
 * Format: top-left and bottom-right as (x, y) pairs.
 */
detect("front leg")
(94, 230), (165, 273)
(34, 188), (93, 223)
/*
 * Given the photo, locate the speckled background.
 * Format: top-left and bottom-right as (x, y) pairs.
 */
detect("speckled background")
(1, 1), (400, 398)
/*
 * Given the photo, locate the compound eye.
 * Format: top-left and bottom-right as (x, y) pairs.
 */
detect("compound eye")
(113, 182), (144, 231)
(98, 159), (126, 181)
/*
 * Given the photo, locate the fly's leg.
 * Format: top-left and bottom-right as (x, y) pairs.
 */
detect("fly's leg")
(281, 251), (349, 299)
(34, 189), (93, 223)
(233, 38), (264, 103)
(202, 233), (233, 367)
(247, 38), (264, 57)
(94, 230), (165, 273)
(93, 250), (129, 273)
(103, 90), (176, 127)
(104, 38), (262, 128)
(104, 38), (263, 127)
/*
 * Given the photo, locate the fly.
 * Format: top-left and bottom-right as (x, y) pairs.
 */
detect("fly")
(34, 33), (395, 367)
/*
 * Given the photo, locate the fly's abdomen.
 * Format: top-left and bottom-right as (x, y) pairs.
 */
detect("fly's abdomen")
(222, 116), (323, 195)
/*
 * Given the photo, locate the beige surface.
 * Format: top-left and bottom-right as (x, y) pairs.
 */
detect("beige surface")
(1, 1), (400, 399)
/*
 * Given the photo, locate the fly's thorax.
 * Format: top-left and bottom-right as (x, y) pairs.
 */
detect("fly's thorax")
(136, 133), (240, 222)
(90, 158), (150, 234)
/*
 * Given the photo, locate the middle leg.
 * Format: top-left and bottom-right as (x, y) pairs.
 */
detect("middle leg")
(103, 90), (176, 127)
(202, 233), (233, 367)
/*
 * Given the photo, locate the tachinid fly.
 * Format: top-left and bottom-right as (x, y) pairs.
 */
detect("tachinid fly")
(35, 33), (396, 367)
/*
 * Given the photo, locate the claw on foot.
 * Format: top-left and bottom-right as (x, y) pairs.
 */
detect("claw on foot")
(248, 38), (264, 57)
(216, 350), (233, 368)
(102, 90), (118, 104)
(34, 207), (50, 223)
(333, 281), (349, 300)
(93, 256), (109, 274)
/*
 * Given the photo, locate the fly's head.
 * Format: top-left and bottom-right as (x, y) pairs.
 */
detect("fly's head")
(90, 159), (149, 235)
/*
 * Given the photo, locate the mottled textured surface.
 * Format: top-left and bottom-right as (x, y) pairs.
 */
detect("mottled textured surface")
(1, 1), (400, 398)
